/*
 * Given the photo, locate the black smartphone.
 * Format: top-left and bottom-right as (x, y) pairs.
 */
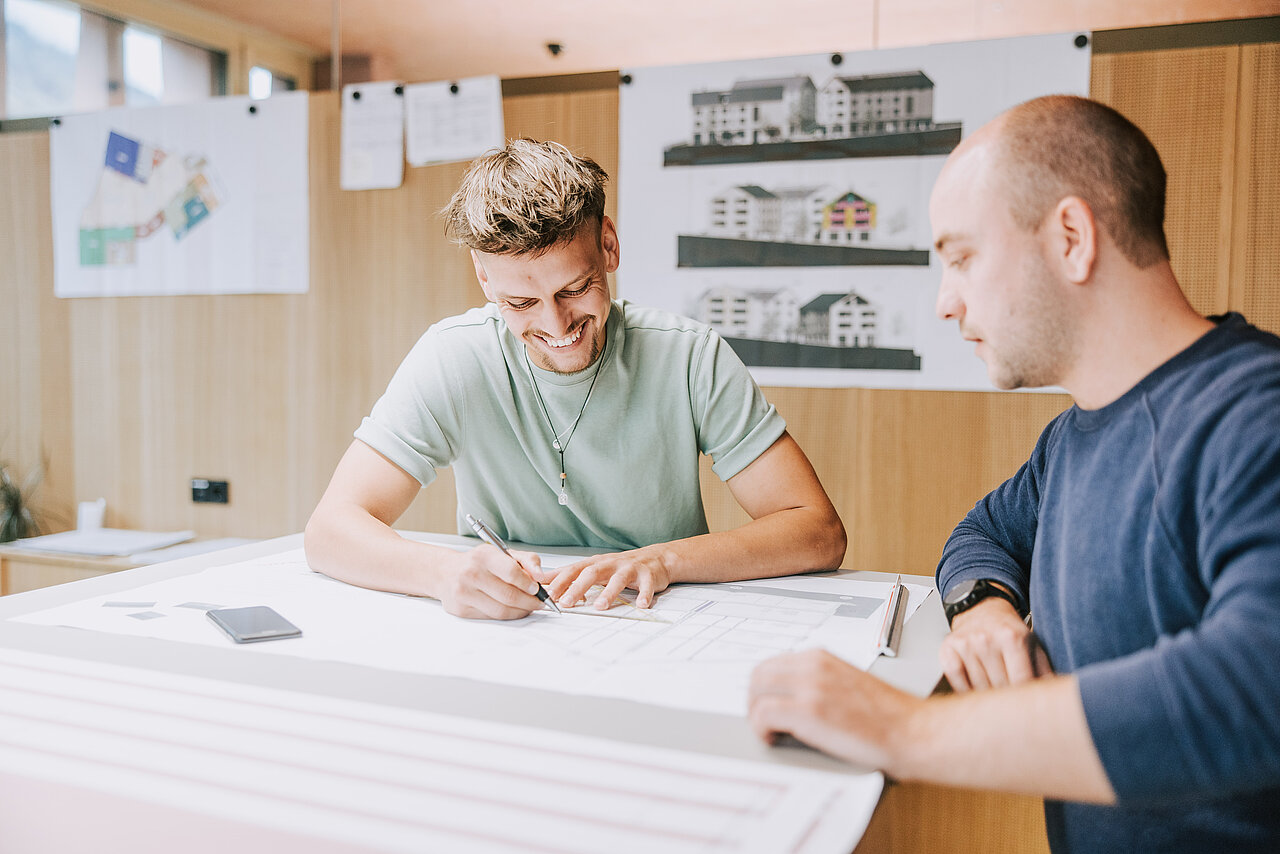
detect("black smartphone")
(206, 606), (302, 643)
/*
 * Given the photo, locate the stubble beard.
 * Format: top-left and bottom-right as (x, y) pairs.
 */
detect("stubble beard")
(987, 251), (1077, 390)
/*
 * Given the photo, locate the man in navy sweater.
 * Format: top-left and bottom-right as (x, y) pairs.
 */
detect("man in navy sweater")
(747, 94), (1280, 851)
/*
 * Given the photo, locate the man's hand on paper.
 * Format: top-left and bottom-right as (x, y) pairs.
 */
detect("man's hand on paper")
(747, 648), (920, 772)
(438, 544), (546, 620)
(939, 598), (1052, 691)
(537, 545), (674, 610)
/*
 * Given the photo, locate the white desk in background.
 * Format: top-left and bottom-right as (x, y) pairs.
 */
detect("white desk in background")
(0, 532), (948, 854)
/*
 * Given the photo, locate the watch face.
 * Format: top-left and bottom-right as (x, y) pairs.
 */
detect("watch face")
(944, 577), (978, 606)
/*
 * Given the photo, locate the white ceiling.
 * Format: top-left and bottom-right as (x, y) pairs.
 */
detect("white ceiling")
(186, 0), (1276, 85)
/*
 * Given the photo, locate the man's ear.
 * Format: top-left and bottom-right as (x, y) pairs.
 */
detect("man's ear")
(471, 249), (495, 302)
(1050, 196), (1098, 285)
(599, 216), (621, 274)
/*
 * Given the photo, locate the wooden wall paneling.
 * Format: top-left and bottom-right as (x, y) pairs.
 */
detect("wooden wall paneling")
(36, 190), (75, 533)
(303, 93), (479, 536)
(293, 92), (347, 533)
(67, 299), (131, 529)
(1090, 45), (1241, 315)
(66, 291), (298, 537)
(699, 387), (1070, 577)
(1232, 42), (1280, 334)
(0, 132), (74, 533)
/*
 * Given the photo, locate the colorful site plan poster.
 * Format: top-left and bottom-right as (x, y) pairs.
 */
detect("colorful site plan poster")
(50, 92), (309, 297)
(618, 34), (1090, 390)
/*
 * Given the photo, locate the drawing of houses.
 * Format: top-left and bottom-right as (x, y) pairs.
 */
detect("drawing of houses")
(707, 185), (825, 242)
(816, 71), (936, 137)
(820, 191), (876, 243)
(800, 292), (878, 347)
(775, 188), (828, 242)
(691, 76), (817, 145)
(695, 287), (800, 341)
(707, 186), (882, 245)
(710, 186), (780, 239)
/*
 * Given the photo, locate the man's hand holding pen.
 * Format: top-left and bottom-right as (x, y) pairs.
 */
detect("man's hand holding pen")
(458, 514), (562, 620)
(437, 544), (549, 620)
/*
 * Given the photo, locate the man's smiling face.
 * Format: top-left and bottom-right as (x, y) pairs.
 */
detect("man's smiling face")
(473, 217), (619, 374)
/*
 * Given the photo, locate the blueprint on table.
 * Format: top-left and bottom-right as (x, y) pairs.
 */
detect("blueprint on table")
(16, 546), (930, 716)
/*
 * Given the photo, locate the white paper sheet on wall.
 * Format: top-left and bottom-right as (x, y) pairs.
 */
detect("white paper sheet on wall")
(340, 81), (406, 190)
(404, 74), (505, 167)
(49, 92), (309, 297)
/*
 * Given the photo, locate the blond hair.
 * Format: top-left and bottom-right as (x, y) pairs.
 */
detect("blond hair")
(442, 139), (608, 255)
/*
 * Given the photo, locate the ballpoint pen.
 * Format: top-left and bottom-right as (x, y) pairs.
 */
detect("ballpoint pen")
(876, 574), (907, 657)
(464, 514), (562, 613)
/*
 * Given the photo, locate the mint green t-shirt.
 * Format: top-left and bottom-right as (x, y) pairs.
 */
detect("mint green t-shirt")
(354, 300), (786, 550)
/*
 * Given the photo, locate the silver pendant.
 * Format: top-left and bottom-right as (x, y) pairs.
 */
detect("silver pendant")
(553, 440), (561, 451)
(558, 491), (569, 506)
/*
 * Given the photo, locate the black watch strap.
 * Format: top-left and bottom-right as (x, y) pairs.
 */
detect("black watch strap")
(943, 578), (1023, 626)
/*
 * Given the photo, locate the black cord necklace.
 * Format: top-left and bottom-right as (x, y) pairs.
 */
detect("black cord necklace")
(524, 350), (603, 506)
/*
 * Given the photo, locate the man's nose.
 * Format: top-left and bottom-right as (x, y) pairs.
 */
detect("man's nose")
(539, 301), (574, 337)
(935, 274), (963, 322)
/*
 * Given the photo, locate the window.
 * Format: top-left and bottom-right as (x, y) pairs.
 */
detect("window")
(3, 0), (82, 118)
(251, 65), (296, 100)
(2, 0), (225, 121)
(123, 26), (162, 105)
(250, 66), (273, 99)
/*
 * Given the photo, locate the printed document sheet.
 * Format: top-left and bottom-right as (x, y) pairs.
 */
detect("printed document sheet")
(0, 648), (882, 854)
(16, 546), (930, 716)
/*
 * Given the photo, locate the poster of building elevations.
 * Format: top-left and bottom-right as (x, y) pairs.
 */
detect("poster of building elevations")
(50, 92), (309, 297)
(618, 34), (1090, 390)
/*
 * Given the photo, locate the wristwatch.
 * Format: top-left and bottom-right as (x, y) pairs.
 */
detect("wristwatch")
(942, 578), (1024, 626)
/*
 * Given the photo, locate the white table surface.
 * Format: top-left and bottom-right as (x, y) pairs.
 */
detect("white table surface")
(0, 531), (948, 851)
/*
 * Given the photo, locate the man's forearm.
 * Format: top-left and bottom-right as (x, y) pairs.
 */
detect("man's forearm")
(658, 505), (846, 584)
(750, 653), (1116, 804)
(303, 501), (462, 597)
(894, 674), (1115, 803)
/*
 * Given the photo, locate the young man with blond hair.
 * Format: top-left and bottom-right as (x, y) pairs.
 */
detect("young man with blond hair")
(306, 139), (846, 620)
(748, 96), (1280, 851)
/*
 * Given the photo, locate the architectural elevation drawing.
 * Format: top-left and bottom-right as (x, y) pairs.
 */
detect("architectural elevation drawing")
(619, 33), (1091, 389)
(693, 286), (921, 371)
(665, 70), (963, 166)
(679, 183), (930, 267)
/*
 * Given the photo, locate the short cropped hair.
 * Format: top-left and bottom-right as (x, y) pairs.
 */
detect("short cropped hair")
(996, 95), (1169, 268)
(441, 139), (609, 255)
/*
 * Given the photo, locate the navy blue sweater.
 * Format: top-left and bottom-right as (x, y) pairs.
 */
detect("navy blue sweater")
(937, 314), (1280, 852)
